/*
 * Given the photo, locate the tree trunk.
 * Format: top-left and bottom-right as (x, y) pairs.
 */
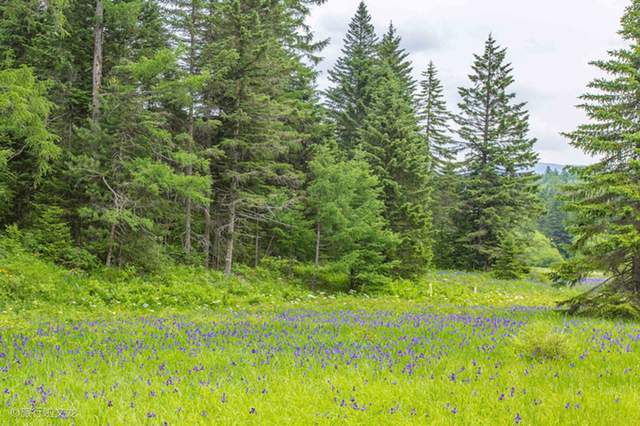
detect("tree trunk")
(224, 75), (243, 277)
(185, 191), (192, 255)
(184, 2), (198, 256)
(91, 0), (104, 121)
(264, 235), (275, 259)
(214, 221), (221, 270)
(633, 256), (640, 294)
(117, 243), (124, 268)
(203, 205), (212, 268)
(312, 222), (321, 289)
(254, 220), (260, 268)
(106, 222), (116, 267)
(224, 189), (237, 277)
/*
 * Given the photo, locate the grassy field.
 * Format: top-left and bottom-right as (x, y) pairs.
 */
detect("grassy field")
(1, 245), (639, 425)
(1, 303), (639, 425)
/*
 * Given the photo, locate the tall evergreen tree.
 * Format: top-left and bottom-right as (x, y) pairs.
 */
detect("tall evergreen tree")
(164, 0), (213, 260)
(205, 0), (324, 276)
(359, 58), (432, 275)
(417, 61), (459, 267)
(378, 22), (415, 97)
(453, 35), (540, 270)
(0, 67), (60, 224)
(308, 144), (396, 290)
(325, 1), (378, 154)
(0, 0), (68, 73)
(417, 62), (455, 173)
(70, 51), (211, 268)
(563, 1), (640, 298)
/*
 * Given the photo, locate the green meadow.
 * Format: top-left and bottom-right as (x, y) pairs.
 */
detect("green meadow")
(1, 247), (638, 425)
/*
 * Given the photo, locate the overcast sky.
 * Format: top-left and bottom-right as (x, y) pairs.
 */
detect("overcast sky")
(308, 0), (629, 165)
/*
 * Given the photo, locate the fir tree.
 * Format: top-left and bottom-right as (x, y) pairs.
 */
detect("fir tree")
(70, 51), (211, 268)
(492, 232), (530, 279)
(325, 1), (378, 154)
(417, 62), (459, 268)
(564, 1), (640, 298)
(359, 60), (432, 275)
(378, 22), (415, 98)
(0, 67), (60, 225)
(417, 61), (455, 173)
(308, 144), (396, 290)
(164, 0), (212, 259)
(0, 0), (68, 73)
(206, 0), (324, 276)
(453, 35), (540, 270)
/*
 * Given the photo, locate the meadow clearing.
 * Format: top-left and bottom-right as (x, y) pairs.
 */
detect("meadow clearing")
(0, 265), (638, 425)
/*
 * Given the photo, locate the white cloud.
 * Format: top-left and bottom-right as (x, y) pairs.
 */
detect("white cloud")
(309, 0), (629, 165)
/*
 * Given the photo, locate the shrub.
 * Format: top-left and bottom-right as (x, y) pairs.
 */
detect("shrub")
(513, 321), (574, 361)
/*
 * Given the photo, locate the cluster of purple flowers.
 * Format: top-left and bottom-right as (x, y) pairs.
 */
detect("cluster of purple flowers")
(0, 309), (636, 422)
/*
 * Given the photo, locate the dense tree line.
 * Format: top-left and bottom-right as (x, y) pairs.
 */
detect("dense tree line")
(1, 0), (546, 286)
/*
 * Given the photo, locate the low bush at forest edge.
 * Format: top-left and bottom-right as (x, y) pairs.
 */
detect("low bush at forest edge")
(0, 235), (582, 314)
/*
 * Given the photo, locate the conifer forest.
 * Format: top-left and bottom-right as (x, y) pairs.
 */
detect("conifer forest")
(1, 0), (640, 424)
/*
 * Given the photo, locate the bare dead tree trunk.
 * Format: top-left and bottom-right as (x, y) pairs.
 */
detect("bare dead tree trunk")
(91, 0), (104, 121)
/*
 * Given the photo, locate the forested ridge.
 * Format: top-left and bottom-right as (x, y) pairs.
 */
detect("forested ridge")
(1, 0), (640, 313)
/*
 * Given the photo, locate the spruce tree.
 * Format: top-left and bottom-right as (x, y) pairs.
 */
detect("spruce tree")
(0, 67), (60, 225)
(308, 144), (396, 290)
(417, 62), (455, 173)
(164, 0), (212, 259)
(325, 1), (378, 154)
(359, 60), (432, 275)
(417, 61), (459, 268)
(378, 23), (415, 97)
(70, 51), (211, 268)
(492, 232), (530, 279)
(205, 0), (324, 276)
(0, 0), (68, 73)
(563, 1), (640, 299)
(454, 35), (540, 271)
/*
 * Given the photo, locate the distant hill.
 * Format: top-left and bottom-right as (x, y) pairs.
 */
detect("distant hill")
(534, 163), (567, 175)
